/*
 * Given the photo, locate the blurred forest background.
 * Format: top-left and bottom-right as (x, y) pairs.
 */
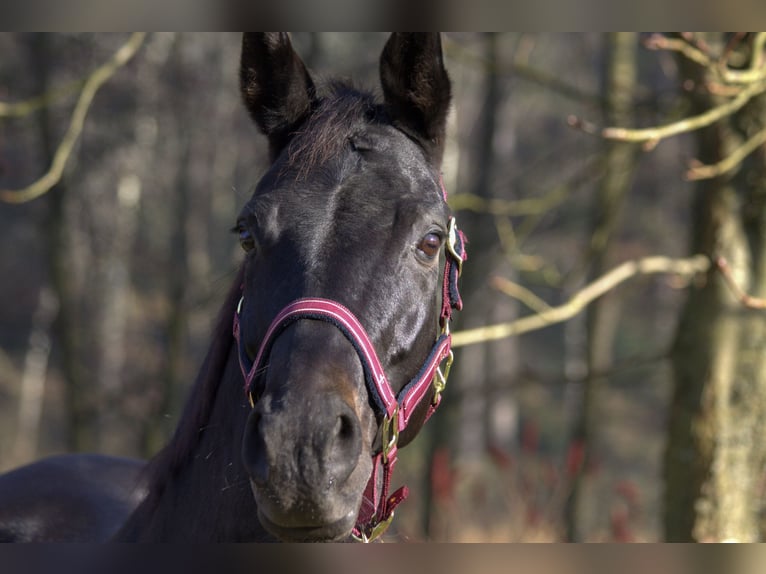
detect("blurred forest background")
(1, 32), (766, 542)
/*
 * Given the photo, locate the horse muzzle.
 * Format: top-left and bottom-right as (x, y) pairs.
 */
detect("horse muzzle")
(241, 391), (372, 542)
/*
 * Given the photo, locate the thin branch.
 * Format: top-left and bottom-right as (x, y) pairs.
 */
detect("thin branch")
(0, 78), (87, 118)
(644, 34), (713, 69)
(716, 32), (766, 85)
(645, 32), (766, 86)
(686, 125), (766, 180)
(715, 256), (766, 309)
(449, 185), (568, 217)
(1, 33), (147, 204)
(603, 79), (766, 142)
(451, 254), (710, 348)
(491, 275), (553, 314)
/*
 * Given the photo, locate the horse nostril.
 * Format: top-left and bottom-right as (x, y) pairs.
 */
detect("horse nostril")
(336, 414), (356, 443)
(328, 411), (361, 485)
(243, 411), (270, 487)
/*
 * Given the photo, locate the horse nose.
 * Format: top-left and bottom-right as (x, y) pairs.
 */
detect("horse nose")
(244, 395), (362, 490)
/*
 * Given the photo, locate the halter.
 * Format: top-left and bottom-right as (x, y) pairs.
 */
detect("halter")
(232, 186), (466, 543)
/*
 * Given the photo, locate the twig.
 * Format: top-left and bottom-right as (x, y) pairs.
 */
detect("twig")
(449, 185), (568, 217)
(0, 79), (87, 118)
(491, 275), (553, 314)
(715, 255), (766, 309)
(603, 79), (766, 142)
(451, 254), (710, 348)
(646, 32), (766, 86)
(717, 32), (766, 85)
(644, 34), (713, 69)
(686, 125), (766, 180)
(1, 33), (147, 204)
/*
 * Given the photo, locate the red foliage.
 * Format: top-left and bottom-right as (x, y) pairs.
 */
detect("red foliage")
(486, 442), (514, 470)
(521, 420), (540, 454)
(430, 447), (457, 504)
(565, 440), (586, 478)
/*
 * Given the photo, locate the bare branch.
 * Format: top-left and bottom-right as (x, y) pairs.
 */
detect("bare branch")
(600, 79), (766, 143)
(451, 254), (711, 348)
(491, 275), (553, 314)
(645, 32), (766, 85)
(715, 255), (766, 309)
(686, 126), (766, 180)
(0, 79), (86, 119)
(0, 33), (147, 204)
(645, 34), (713, 69)
(571, 32), (766, 150)
(449, 185), (568, 217)
(716, 32), (766, 85)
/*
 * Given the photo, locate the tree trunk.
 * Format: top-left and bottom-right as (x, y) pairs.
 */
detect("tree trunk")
(565, 32), (638, 541)
(30, 34), (94, 452)
(95, 173), (141, 450)
(141, 34), (192, 456)
(664, 33), (766, 542)
(422, 32), (510, 540)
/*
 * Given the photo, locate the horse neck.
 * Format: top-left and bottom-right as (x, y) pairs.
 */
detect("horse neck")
(115, 274), (274, 541)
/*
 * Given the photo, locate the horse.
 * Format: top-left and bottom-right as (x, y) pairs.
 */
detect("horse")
(0, 32), (465, 543)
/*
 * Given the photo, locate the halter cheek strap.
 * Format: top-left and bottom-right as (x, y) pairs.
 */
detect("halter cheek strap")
(232, 215), (466, 543)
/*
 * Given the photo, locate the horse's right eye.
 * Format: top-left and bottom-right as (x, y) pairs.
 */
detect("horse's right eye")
(238, 227), (256, 253)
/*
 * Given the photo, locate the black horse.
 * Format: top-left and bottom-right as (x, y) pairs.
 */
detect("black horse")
(0, 32), (464, 543)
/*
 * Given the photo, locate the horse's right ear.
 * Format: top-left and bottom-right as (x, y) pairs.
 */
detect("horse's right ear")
(240, 33), (316, 158)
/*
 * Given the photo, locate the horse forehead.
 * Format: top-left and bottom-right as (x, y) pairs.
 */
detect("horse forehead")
(260, 158), (442, 231)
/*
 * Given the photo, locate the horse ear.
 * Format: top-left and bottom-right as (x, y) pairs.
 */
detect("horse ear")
(380, 33), (452, 166)
(240, 33), (316, 157)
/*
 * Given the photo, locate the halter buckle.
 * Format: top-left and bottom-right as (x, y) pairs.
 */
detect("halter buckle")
(432, 349), (453, 405)
(446, 217), (463, 277)
(381, 407), (400, 464)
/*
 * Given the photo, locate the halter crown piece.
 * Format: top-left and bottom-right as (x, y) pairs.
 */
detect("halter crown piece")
(232, 178), (467, 542)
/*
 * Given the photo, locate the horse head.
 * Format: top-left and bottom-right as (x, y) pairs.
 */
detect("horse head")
(235, 33), (462, 542)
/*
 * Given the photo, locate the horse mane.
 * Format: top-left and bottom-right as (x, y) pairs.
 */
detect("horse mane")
(138, 266), (244, 503)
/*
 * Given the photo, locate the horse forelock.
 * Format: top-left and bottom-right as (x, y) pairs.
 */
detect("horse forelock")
(284, 81), (381, 179)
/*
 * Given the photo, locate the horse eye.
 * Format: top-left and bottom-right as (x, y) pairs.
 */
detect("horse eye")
(238, 227), (256, 253)
(417, 233), (442, 259)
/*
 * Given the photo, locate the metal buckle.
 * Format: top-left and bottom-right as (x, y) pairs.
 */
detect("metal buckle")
(351, 511), (396, 543)
(432, 349), (453, 405)
(381, 407), (400, 464)
(446, 217), (463, 277)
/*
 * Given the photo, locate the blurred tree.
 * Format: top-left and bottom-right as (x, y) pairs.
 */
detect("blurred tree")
(664, 32), (766, 542)
(29, 34), (96, 452)
(565, 32), (639, 542)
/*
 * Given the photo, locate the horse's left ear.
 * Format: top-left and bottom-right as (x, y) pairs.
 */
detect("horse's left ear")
(380, 33), (452, 167)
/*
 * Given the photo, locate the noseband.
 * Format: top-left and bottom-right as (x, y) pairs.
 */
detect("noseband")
(232, 193), (466, 542)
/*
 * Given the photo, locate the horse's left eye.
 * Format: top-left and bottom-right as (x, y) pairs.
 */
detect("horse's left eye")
(417, 233), (442, 259)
